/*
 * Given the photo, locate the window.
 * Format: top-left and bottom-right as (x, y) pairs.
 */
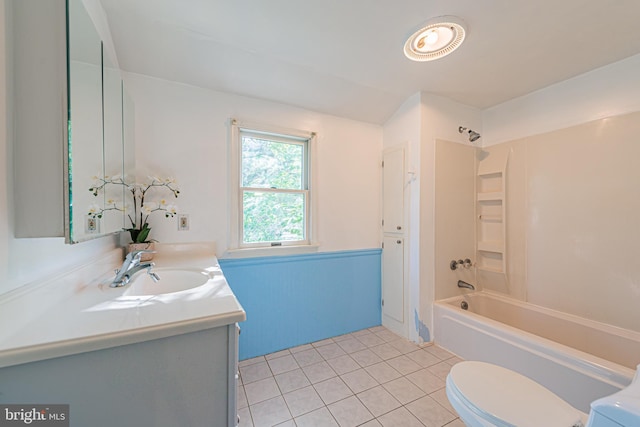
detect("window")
(230, 120), (315, 252)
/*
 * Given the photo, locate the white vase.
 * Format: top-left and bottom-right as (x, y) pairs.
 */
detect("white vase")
(127, 242), (155, 261)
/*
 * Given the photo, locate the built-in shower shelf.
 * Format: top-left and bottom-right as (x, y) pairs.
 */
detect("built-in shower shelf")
(478, 214), (502, 222)
(477, 171), (503, 178)
(477, 159), (508, 277)
(477, 265), (503, 274)
(477, 241), (504, 253)
(477, 191), (504, 201)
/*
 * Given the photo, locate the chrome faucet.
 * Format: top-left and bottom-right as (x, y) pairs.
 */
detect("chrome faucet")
(457, 280), (475, 291)
(111, 250), (158, 287)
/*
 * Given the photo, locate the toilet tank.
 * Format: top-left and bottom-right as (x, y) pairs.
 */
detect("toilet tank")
(587, 365), (640, 427)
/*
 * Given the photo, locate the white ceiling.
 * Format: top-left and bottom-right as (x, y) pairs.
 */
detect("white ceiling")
(99, 0), (640, 124)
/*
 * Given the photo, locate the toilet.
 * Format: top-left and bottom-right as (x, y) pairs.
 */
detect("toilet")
(446, 361), (640, 427)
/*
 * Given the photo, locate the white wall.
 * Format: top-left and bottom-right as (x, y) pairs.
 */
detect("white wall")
(434, 140), (475, 301)
(483, 53), (640, 145)
(124, 72), (383, 255)
(419, 94), (482, 341)
(480, 53), (640, 331)
(0, 0), (117, 296)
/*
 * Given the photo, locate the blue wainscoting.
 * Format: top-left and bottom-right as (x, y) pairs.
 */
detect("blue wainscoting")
(219, 249), (382, 360)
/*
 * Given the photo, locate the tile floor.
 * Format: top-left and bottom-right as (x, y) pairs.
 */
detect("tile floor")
(237, 326), (466, 427)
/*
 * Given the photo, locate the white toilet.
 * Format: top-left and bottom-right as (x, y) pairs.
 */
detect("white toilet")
(446, 361), (640, 427)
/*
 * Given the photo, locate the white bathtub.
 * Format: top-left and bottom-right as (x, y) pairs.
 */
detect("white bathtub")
(433, 291), (639, 412)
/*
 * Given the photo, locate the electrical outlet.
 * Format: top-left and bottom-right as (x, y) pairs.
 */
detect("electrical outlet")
(86, 216), (99, 234)
(178, 214), (189, 231)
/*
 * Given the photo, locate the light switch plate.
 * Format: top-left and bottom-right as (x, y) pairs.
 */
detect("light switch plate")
(178, 214), (189, 231)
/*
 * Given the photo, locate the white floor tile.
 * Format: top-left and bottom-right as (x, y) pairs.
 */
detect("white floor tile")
(340, 368), (379, 394)
(313, 338), (336, 347)
(357, 385), (402, 417)
(325, 354), (361, 375)
(290, 343), (314, 353)
(356, 333), (386, 347)
(365, 361), (402, 384)
(385, 354), (422, 376)
(376, 406), (424, 427)
(406, 395), (457, 427)
(283, 385), (325, 417)
(240, 361), (274, 384)
(423, 345), (455, 360)
(369, 343), (403, 360)
(240, 355), (267, 367)
(238, 406), (254, 427)
(351, 348), (384, 368)
(388, 339), (420, 354)
(406, 349), (441, 368)
(313, 376), (354, 405)
(374, 330), (402, 343)
(316, 342), (348, 360)
(250, 396), (292, 427)
(268, 354), (300, 375)
(405, 368), (446, 394)
(274, 368), (311, 394)
(428, 361), (455, 380)
(266, 349), (291, 360)
(382, 376), (426, 405)
(238, 385), (249, 409)
(430, 388), (457, 415)
(336, 338), (368, 354)
(292, 348), (325, 367)
(302, 360), (338, 384)
(327, 395), (374, 427)
(244, 377), (282, 405)
(295, 407), (339, 427)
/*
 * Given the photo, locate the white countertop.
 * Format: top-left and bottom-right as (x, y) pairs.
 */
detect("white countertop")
(0, 243), (246, 369)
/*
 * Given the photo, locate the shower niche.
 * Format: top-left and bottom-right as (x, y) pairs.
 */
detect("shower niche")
(476, 157), (507, 275)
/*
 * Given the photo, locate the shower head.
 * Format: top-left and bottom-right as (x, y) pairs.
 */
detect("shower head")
(468, 130), (481, 142)
(458, 126), (481, 143)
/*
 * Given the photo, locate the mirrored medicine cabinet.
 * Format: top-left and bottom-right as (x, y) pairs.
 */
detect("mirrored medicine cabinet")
(12, 0), (134, 243)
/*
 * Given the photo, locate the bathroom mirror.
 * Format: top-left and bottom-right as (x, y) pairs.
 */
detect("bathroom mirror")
(68, 0), (104, 242)
(101, 44), (126, 234)
(66, 0), (130, 243)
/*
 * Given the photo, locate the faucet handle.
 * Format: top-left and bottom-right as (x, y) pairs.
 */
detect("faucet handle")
(128, 249), (155, 262)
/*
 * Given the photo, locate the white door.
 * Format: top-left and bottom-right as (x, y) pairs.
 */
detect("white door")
(383, 147), (404, 234)
(382, 147), (405, 326)
(382, 236), (404, 322)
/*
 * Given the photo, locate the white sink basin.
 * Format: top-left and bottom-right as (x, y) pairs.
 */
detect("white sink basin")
(124, 268), (213, 296)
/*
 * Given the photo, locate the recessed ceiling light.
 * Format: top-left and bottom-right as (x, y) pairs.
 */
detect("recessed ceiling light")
(404, 16), (466, 62)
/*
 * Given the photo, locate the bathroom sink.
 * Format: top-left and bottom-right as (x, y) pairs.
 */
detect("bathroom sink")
(124, 268), (212, 296)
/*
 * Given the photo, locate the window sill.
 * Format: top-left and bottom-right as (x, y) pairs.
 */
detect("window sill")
(223, 244), (320, 259)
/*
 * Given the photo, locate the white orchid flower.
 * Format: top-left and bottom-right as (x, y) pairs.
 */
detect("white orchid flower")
(142, 203), (157, 214)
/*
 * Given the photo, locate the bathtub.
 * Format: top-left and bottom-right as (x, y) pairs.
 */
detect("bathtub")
(433, 291), (639, 412)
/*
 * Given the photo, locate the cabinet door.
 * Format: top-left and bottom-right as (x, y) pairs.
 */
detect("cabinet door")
(382, 236), (404, 323)
(383, 147), (405, 234)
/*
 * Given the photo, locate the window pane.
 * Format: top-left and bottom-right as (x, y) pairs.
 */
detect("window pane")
(243, 191), (305, 243)
(241, 136), (303, 190)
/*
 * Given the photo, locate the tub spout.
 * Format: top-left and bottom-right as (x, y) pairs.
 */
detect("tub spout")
(457, 280), (475, 291)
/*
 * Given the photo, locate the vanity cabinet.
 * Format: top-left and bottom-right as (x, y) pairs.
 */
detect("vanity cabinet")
(10, 0), (130, 243)
(0, 323), (240, 427)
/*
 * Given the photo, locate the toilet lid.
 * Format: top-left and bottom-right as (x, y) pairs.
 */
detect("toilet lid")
(448, 361), (586, 427)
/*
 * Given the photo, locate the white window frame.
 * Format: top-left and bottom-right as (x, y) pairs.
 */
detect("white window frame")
(227, 119), (318, 257)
